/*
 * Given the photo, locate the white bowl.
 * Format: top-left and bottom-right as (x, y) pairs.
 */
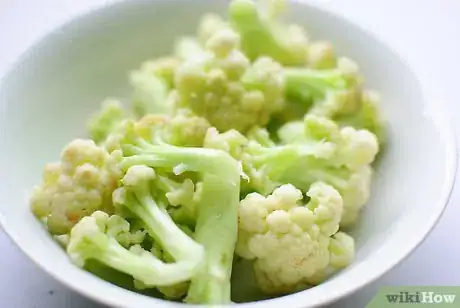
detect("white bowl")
(0, 0), (456, 307)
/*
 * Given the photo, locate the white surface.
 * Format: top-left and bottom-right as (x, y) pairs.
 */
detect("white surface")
(0, 1), (459, 308)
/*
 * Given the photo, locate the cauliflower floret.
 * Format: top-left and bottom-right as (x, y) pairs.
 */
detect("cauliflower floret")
(31, 139), (122, 234)
(175, 27), (284, 133)
(203, 127), (248, 159)
(306, 41), (337, 69)
(337, 90), (386, 143)
(336, 126), (379, 170)
(229, 0), (310, 66)
(305, 231), (355, 285)
(304, 115), (379, 170)
(276, 116), (377, 227)
(144, 57), (180, 87)
(88, 99), (128, 144)
(163, 109), (211, 147)
(237, 182), (350, 295)
(133, 114), (170, 141)
(338, 165), (373, 226)
(130, 57), (179, 117)
(278, 114), (379, 170)
(155, 174), (200, 228)
(103, 114), (168, 154)
(203, 127), (280, 194)
(197, 13), (227, 44)
(107, 109), (210, 149)
(67, 211), (146, 266)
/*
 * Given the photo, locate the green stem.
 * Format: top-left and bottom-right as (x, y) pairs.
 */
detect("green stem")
(284, 69), (347, 98)
(186, 172), (240, 304)
(121, 146), (241, 304)
(87, 236), (199, 286)
(133, 194), (203, 264)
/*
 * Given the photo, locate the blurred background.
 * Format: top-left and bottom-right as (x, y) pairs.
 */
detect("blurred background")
(1, 0), (459, 307)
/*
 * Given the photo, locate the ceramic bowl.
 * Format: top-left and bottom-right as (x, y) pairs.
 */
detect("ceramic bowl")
(0, 0), (456, 307)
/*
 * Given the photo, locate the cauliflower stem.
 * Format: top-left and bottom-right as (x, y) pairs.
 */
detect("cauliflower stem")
(67, 165), (205, 287)
(120, 137), (241, 304)
(68, 211), (201, 286)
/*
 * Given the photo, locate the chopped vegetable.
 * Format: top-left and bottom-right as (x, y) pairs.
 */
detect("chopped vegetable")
(30, 0), (385, 304)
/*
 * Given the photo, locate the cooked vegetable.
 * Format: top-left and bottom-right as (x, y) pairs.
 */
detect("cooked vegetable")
(130, 57), (179, 117)
(30, 139), (122, 234)
(88, 99), (127, 144)
(30, 0), (385, 304)
(236, 183), (354, 294)
(115, 120), (241, 304)
(229, 0), (309, 66)
(174, 27), (285, 133)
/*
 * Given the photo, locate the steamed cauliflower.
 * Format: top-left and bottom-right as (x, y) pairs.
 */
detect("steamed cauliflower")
(303, 114), (379, 170)
(162, 109), (211, 147)
(236, 182), (354, 295)
(306, 231), (355, 285)
(88, 99), (128, 144)
(276, 114), (379, 226)
(29, 0), (385, 304)
(229, 0), (310, 66)
(31, 139), (122, 234)
(130, 57), (180, 117)
(174, 27), (285, 133)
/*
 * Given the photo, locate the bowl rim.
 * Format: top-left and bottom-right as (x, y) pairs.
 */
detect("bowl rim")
(0, 0), (457, 307)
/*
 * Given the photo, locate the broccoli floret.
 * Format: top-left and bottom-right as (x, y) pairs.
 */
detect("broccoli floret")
(229, 0), (309, 66)
(117, 123), (241, 304)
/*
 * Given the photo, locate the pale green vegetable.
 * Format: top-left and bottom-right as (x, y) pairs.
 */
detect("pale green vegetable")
(130, 57), (179, 117)
(118, 122), (241, 304)
(229, 0), (309, 66)
(30, 139), (122, 234)
(67, 195), (204, 286)
(30, 0), (385, 304)
(175, 27), (285, 133)
(163, 108), (211, 147)
(88, 99), (128, 144)
(236, 183), (354, 294)
(277, 115), (379, 226)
